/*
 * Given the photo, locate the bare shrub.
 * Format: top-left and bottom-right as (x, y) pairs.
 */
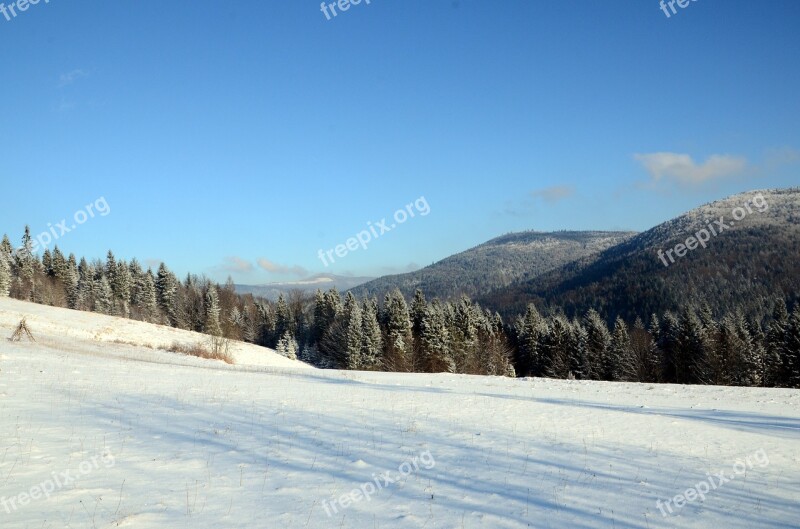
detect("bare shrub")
(166, 338), (234, 364)
(9, 317), (35, 342)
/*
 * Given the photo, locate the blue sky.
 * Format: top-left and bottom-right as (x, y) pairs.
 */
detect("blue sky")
(1, 0), (798, 283)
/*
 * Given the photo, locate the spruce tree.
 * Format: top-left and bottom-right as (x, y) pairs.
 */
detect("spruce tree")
(203, 284), (223, 336)
(584, 309), (611, 380)
(95, 276), (113, 314)
(156, 263), (179, 326)
(382, 289), (413, 372)
(609, 317), (633, 381)
(515, 304), (545, 377)
(787, 306), (800, 388)
(420, 301), (454, 373)
(766, 298), (790, 386)
(360, 298), (383, 370)
(0, 251), (10, 297)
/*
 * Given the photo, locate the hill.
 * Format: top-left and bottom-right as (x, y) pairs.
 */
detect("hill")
(481, 188), (800, 321)
(350, 231), (636, 301)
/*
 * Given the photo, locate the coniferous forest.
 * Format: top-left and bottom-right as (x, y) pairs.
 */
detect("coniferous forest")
(2, 225), (798, 388)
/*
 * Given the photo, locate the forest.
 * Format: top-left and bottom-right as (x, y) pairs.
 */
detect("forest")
(2, 226), (798, 388)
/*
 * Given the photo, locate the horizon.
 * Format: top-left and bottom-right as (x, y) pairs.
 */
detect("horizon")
(1, 184), (797, 284)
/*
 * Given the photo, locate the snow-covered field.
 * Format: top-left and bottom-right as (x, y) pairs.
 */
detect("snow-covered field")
(1, 298), (798, 528)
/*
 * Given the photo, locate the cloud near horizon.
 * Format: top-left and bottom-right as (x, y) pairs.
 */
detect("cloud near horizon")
(220, 256), (254, 274)
(257, 258), (308, 277)
(634, 152), (748, 185)
(530, 185), (576, 204)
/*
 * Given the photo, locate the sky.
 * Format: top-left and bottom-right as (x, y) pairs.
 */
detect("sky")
(1, 0), (798, 284)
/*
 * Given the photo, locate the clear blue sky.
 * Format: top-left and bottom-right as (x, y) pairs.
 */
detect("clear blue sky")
(1, 0), (798, 283)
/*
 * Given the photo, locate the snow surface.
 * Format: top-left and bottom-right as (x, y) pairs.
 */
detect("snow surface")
(1, 298), (798, 528)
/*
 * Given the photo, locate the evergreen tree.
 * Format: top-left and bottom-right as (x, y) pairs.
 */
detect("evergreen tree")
(203, 284), (223, 336)
(766, 298), (790, 386)
(16, 226), (37, 300)
(609, 317), (633, 381)
(360, 298), (383, 370)
(276, 330), (298, 360)
(584, 309), (611, 380)
(382, 289), (413, 372)
(542, 315), (571, 379)
(658, 311), (681, 383)
(95, 276), (113, 314)
(420, 301), (454, 373)
(156, 263), (179, 326)
(64, 254), (80, 309)
(140, 270), (159, 323)
(0, 251), (10, 297)
(787, 306), (800, 388)
(678, 307), (712, 384)
(515, 304), (545, 377)
(410, 289), (427, 370)
(274, 293), (295, 343)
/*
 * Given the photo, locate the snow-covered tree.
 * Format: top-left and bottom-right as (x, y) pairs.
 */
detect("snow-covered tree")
(382, 289), (413, 372)
(276, 330), (298, 360)
(0, 251), (10, 297)
(360, 298), (383, 370)
(203, 284), (222, 336)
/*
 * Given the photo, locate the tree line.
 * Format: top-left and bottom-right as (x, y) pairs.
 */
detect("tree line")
(1, 227), (798, 387)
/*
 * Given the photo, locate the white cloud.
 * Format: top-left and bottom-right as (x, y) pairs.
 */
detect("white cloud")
(257, 258), (308, 277)
(530, 185), (576, 204)
(634, 152), (747, 185)
(221, 256), (253, 274)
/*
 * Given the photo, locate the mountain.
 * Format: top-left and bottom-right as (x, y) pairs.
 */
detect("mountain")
(349, 231), (637, 301)
(481, 188), (800, 321)
(236, 274), (374, 300)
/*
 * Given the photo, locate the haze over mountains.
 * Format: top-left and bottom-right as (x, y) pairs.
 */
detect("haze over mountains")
(236, 274), (374, 301)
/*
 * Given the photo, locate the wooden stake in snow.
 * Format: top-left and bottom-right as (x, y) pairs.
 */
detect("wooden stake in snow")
(9, 317), (35, 342)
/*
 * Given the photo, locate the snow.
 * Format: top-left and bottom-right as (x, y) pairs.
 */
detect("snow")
(1, 298), (799, 528)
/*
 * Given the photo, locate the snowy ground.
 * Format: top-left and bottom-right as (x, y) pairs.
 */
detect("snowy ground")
(1, 298), (798, 528)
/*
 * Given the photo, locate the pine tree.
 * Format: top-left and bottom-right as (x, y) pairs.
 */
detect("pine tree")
(140, 270), (159, 323)
(64, 254), (79, 309)
(515, 304), (545, 377)
(360, 298), (383, 370)
(203, 284), (223, 336)
(410, 289), (427, 370)
(16, 226), (37, 300)
(0, 251), (10, 297)
(382, 289), (413, 372)
(274, 294), (295, 343)
(420, 301), (454, 373)
(609, 317), (633, 381)
(584, 309), (611, 380)
(630, 317), (659, 382)
(343, 293), (363, 370)
(766, 298), (790, 386)
(678, 307), (712, 384)
(276, 330), (298, 360)
(658, 311), (681, 383)
(156, 263), (179, 326)
(542, 315), (571, 379)
(787, 306), (800, 388)
(95, 276), (113, 314)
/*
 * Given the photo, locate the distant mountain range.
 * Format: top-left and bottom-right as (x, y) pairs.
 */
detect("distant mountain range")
(236, 274), (373, 300)
(349, 188), (800, 323)
(350, 231), (636, 301)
